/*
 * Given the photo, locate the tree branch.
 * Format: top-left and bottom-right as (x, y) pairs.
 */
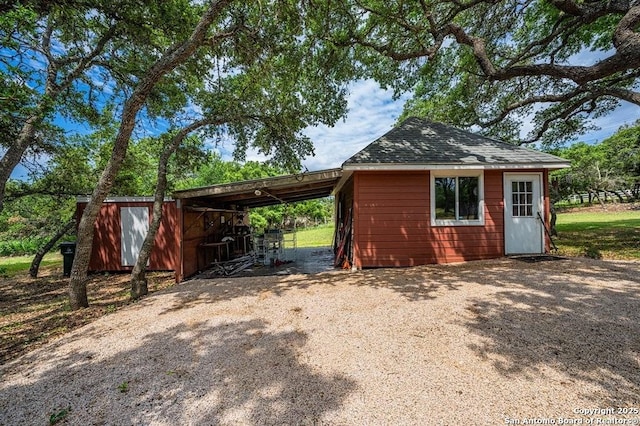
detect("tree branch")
(55, 24), (119, 94)
(70, 0), (236, 309)
(599, 87), (640, 104)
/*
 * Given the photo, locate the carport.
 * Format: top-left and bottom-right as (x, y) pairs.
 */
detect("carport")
(172, 168), (342, 281)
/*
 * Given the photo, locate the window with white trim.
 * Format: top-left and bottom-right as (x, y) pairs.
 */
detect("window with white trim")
(430, 171), (484, 226)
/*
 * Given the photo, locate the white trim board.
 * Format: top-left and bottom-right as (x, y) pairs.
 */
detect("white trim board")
(76, 196), (175, 203)
(343, 163), (570, 171)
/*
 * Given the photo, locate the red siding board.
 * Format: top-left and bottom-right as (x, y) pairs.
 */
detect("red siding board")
(77, 201), (178, 273)
(356, 192), (430, 200)
(353, 170), (506, 268)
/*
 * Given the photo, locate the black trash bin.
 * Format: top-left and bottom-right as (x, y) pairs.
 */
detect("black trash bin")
(59, 242), (76, 277)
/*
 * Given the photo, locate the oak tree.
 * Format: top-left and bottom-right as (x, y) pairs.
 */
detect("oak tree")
(321, 0), (640, 144)
(69, 0), (351, 308)
(128, 2), (351, 299)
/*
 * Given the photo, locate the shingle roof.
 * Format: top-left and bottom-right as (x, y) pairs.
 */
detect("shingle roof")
(343, 117), (569, 169)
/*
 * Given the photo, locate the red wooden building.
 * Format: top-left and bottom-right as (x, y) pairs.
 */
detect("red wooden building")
(78, 170), (343, 282)
(76, 198), (180, 273)
(333, 117), (570, 268)
(80, 118), (569, 280)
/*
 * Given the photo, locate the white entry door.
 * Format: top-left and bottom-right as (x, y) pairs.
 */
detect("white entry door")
(121, 207), (149, 266)
(504, 173), (544, 255)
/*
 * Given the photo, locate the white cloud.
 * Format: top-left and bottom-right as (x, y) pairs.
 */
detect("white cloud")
(239, 78), (640, 170)
(243, 79), (408, 170)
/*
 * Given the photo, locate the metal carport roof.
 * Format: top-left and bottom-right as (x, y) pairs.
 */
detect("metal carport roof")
(172, 168), (342, 209)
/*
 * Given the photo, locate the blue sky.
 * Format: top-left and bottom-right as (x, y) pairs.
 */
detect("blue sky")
(241, 79), (639, 171)
(9, 79), (639, 179)
(239, 79), (412, 171)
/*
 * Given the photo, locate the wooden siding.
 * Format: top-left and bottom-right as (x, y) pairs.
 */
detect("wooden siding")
(77, 201), (179, 274)
(180, 207), (240, 279)
(353, 170), (505, 267)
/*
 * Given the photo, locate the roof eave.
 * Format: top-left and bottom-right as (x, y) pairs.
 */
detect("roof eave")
(332, 170), (354, 196)
(172, 168), (343, 200)
(76, 196), (175, 203)
(342, 162), (571, 171)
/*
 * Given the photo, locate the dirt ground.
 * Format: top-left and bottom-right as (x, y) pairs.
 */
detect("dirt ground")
(0, 269), (175, 365)
(1, 256), (639, 425)
(1, 202), (637, 368)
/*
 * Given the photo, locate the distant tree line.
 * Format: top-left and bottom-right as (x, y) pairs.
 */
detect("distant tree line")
(549, 122), (640, 204)
(0, 136), (332, 257)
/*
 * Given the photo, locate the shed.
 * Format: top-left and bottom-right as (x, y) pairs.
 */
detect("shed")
(76, 197), (180, 273)
(333, 117), (570, 269)
(81, 118), (569, 280)
(79, 169), (342, 282)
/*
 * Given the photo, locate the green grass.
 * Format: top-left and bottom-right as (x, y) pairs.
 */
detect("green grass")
(555, 210), (640, 260)
(1, 212), (634, 277)
(288, 211), (640, 260)
(288, 224), (334, 248)
(0, 253), (62, 277)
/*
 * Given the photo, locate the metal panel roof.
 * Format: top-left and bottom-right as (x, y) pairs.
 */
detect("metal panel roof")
(172, 168), (342, 208)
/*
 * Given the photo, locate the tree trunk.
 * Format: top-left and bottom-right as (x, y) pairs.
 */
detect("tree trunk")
(0, 20), (118, 214)
(0, 117), (38, 213)
(549, 203), (558, 237)
(68, 1), (229, 309)
(589, 189), (606, 208)
(129, 181), (164, 299)
(130, 118), (220, 299)
(29, 218), (76, 278)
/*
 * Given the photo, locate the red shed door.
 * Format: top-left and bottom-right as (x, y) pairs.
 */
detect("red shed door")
(504, 173), (544, 255)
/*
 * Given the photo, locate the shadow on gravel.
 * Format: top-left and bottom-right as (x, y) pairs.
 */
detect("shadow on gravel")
(159, 256), (637, 310)
(122, 256), (639, 409)
(462, 259), (640, 406)
(0, 319), (356, 425)
(157, 259), (480, 314)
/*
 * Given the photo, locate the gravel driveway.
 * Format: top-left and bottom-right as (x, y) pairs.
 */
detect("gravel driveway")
(1, 257), (639, 425)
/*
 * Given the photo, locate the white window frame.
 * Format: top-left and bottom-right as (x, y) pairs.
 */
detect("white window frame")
(430, 170), (485, 226)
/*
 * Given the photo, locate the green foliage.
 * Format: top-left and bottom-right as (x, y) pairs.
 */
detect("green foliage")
(117, 381), (129, 393)
(4, 1), (355, 308)
(250, 199), (334, 233)
(0, 128), (332, 257)
(323, 0), (639, 146)
(549, 122), (640, 200)
(0, 238), (48, 257)
(599, 124), (640, 180)
(2, 0), (353, 211)
(49, 407), (70, 425)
